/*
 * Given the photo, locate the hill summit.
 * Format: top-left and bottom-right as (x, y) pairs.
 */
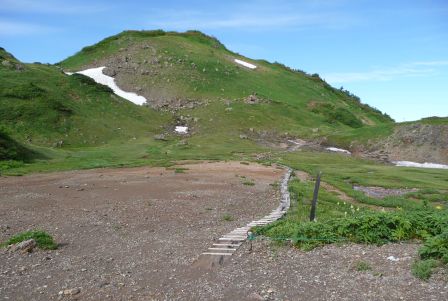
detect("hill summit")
(60, 30), (392, 126)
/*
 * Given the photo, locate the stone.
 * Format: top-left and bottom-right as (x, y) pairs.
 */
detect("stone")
(153, 134), (168, 141)
(247, 292), (264, 300)
(9, 239), (36, 253)
(102, 67), (116, 77)
(60, 288), (80, 296)
(245, 94), (259, 104)
(239, 134), (248, 139)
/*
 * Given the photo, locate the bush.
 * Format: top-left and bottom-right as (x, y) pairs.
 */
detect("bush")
(329, 108), (363, 128)
(310, 103), (363, 128)
(256, 209), (448, 250)
(419, 230), (448, 263)
(0, 128), (36, 162)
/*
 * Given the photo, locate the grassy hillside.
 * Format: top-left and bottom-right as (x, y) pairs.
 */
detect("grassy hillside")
(60, 30), (393, 136)
(0, 47), (169, 148)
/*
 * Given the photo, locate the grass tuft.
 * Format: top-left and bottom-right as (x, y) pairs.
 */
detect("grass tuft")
(2, 230), (57, 250)
(222, 214), (234, 221)
(411, 259), (439, 280)
(355, 261), (372, 271)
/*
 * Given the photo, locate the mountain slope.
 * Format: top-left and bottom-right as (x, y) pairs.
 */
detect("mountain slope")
(0, 47), (169, 148)
(60, 30), (393, 136)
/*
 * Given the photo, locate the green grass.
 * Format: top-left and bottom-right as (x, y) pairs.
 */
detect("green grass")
(355, 261), (372, 271)
(412, 259), (439, 280)
(1, 230), (57, 250)
(174, 167), (188, 173)
(222, 214), (234, 221)
(242, 180), (255, 186)
(253, 163), (447, 276)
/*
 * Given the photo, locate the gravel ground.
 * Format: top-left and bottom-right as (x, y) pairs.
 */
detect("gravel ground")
(0, 161), (447, 300)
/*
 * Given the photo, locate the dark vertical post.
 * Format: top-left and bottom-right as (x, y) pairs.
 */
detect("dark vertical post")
(310, 172), (321, 222)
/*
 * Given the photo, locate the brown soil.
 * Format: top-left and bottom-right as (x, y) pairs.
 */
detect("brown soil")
(0, 162), (282, 300)
(0, 162), (446, 300)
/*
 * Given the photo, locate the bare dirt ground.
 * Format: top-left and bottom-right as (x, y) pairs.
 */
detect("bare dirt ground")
(0, 161), (447, 300)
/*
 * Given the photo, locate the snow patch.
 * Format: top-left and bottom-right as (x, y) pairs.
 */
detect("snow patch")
(234, 59), (257, 69)
(68, 66), (147, 105)
(393, 161), (448, 169)
(175, 126), (188, 134)
(326, 147), (351, 155)
(287, 140), (301, 145)
(387, 256), (399, 262)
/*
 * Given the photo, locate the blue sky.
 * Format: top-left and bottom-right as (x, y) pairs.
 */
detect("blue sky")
(1, 0), (447, 121)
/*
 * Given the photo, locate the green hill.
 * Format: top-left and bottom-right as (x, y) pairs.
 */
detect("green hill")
(0, 30), (410, 173)
(60, 30), (392, 133)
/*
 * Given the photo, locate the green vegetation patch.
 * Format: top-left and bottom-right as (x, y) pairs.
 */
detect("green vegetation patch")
(412, 259), (440, 280)
(222, 214), (234, 221)
(355, 261), (372, 272)
(242, 180), (255, 186)
(2, 230), (57, 250)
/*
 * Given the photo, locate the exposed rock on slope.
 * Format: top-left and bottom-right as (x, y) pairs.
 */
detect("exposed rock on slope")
(372, 123), (448, 164)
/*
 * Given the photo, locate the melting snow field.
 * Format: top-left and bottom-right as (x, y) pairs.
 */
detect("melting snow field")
(326, 147), (351, 155)
(393, 161), (448, 170)
(175, 126), (188, 134)
(234, 59), (257, 69)
(69, 67), (147, 105)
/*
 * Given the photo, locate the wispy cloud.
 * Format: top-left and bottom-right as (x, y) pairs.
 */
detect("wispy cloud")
(0, 20), (58, 35)
(0, 0), (107, 14)
(143, 1), (359, 31)
(322, 61), (448, 84)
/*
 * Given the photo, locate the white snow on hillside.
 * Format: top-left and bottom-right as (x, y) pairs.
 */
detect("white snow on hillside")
(69, 66), (147, 105)
(326, 147), (351, 155)
(393, 161), (448, 169)
(175, 126), (188, 134)
(234, 59), (257, 69)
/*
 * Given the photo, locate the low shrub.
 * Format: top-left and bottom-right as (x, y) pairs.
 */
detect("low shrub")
(256, 209), (448, 250)
(419, 230), (448, 263)
(411, 259), (439, 280)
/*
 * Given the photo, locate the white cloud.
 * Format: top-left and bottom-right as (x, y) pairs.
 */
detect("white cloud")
(0, 0), (107, 14)
(0, 20), (57, 35)
(322, 61), (448, 84)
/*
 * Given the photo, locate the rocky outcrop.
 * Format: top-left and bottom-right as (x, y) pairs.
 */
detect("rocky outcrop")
(369, 123), (448, 164)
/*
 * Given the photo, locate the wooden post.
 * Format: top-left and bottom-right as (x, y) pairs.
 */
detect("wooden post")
(309, 172), (321, 222)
